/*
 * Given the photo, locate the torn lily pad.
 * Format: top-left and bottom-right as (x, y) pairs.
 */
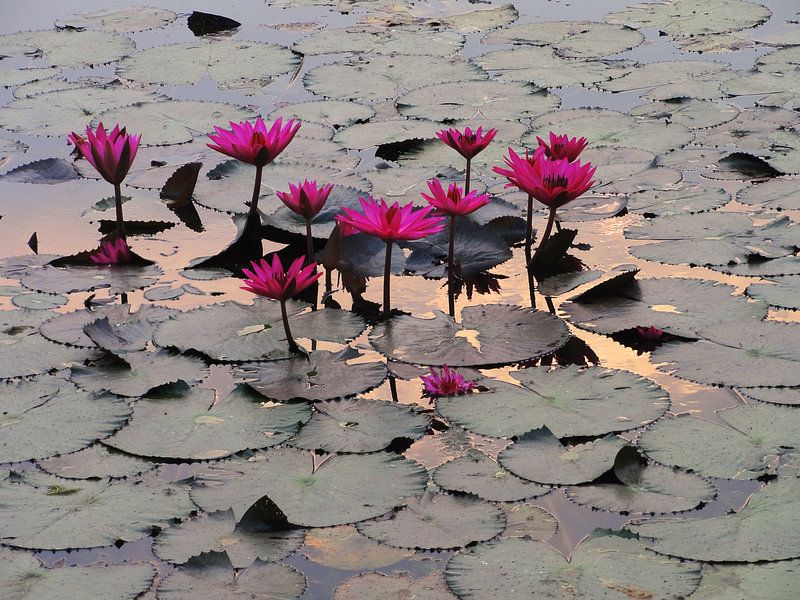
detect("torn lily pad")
(370, 304), (570, 367)
(105, 385), (310, 460)
(357, 493), (506, 550)
(154, 300), (365, 362)
(37, 443), (154, 480)
(437, 366), (668, 439)
(638, 403), (800, 480)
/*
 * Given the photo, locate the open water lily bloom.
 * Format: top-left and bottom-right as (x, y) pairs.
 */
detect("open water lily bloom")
(89, 238), (131, 265)
(241, 255), (322, 302)
(207, 117), (300, 167)
(69, 122), (140, 185)
(422, 365), (477, 397)
(436, 126), (497, 160)
(536, 132), (588, 162)
(421, 179), (491, 217)
(276, 180), (334, 221)
(335, 196), (445, 242)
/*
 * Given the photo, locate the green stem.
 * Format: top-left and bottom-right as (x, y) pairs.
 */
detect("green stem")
(280, 299), (300, 354)
(114, 183), (126, 239)
(447, 214), (456, 318)
(383, 239), (393, 320)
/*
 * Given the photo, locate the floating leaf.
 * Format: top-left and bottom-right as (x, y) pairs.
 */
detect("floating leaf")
(21, 264), (162, 295)
(334, 572), (456, 600)
(498, 428), (626, 485)
(0, 29), (135, 68)
(737, 177), (800, 210)
(745, 275), (800, 310)
(626, 184), (729, 217)
(55, 7), (177, 32)
(629, 99), (739, 130)
(191, 448), (427, 526)
(0, 158), (80, 184)
(738, 386), (800, 406)
(629, 478), (800, 562)
(300, 525), (411, 571)
(498, 503), (558, 541)
(438, 366), (668, 438)
(357, 493), (506, 550)
(37, 444), (154, 480)
(370, 304), (570, 367)
(690, 561), (800, 599)
(270, 100), (375, 129)
(445, 530), (701, 600)
(293, 26), (464, 57)
(11, 292), (67, 310)
(333, 119), (441, 150)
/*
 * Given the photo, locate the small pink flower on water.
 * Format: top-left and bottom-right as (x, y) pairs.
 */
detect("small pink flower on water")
(68, 122), (140, 185)
(335, 196), (445, 242)
(241, 255), (322, 302)
(494, 147), (596, 209)
(636, 326), (665, 341)
(436, 126), (497, 160)
(276, 180), (333, 221)
(421, 179), (491, 217)
(536, 132), (588, 162)
(422, 365), (477, 397)
(90, 238), (131, 265)
(207, 117), (300, 167)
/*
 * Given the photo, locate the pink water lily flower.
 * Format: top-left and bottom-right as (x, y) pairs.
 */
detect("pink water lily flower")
(69, 122), (140, 186)
(422, 365), (477, 397)
(421, 179), (491, 217)
(89, 238), (131, 265)
(207, 117), (300, 167)
(437, 126), (497, 160)
(536, 132), (588, 162)
(276, 180), (334, 221)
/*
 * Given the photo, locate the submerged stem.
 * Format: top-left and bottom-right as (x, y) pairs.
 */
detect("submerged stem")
(113, 183), (126, 239)
(280, 299), (300, 354)
(447, 214), (456, 318)
(383, 239), (393, 320)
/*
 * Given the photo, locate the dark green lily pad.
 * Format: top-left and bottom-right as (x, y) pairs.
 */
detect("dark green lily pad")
(289, 398), (428, 453)
(437, 366), (668, 438)
(106, 385), (310, 460)
(567, 446), (716, 513)
(300, 525), (412, 571)
(628, 478), (800, 562)
(433, 450), (549, 502)
(357, 492), (506, 550)
(638, 403), (800, 480)
(154, 299), (365, 362)
(626, 184), (730, 217)
(0, 470), (193, 549)
(498, 427), (626, 485)
(37, 443), (154, 480)
(153, 509), (304, 568)
(0, 376), (130, 463)
(445, 530), (701, 600)
(191, 448), (427, 526)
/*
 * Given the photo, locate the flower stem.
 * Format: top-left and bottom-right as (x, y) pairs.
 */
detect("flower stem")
(533, 205), (559, 260)
(113, 183), (126, 239)
(306, 218), (318, 311)
(383, 239), (393, 320)
(248, 164), (263, 219)
(447, 214), (456, 318)
(280, 299), (300, 354)
(525, 194), (533, 253)
(464, 157), (471, 194)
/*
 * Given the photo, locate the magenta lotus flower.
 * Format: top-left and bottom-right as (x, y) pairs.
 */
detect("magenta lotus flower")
(536, 132), (588, 162)
(437, 126), (497, 160)
(421, 365), (477, 397)
(276, 180), (334, 221)
(336, 196), (445, 318)
(421, 179), (491, 217)
(207, 117), (300, 167)
(241, 255), (322, 353)
(89, 238), (131, 265)
(636, 326), (665, 341)
(69, 122), (140, 238)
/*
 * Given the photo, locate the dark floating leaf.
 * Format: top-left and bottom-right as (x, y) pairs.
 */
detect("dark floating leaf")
(0, 158), (79, 184)
(187, 11), (242, 36)
(84, 316), (155, 353)
(188, 212), (262, 271)
(329, 231), (407, 278)
(161, 162), (202, 209)
(370, 304), (570, 367)
(26, 232), (37, 254)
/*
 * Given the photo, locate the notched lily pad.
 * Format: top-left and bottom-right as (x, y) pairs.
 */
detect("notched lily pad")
(21, 263), (162, 295)
(334, 572), (456, 600)
(300, 525), (411, 571)
(37, 443), (154, 480)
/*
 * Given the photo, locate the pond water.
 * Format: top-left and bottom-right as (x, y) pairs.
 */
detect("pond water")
(1, 0), (799, 598)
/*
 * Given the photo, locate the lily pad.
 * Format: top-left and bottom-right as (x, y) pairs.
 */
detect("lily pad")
(0, 547), (155, 600)
(745, 275), (800, 310)
(628, 478), (800, 562)
(437, 366), (668, 439)
(333, 119), (441, 150)
(191, 448), (427, 526)
(738, 386), (800, 406)
(300, 525), (411, 571)
(154, 300), (365, 362)
(0, 29), (135, 68)
(117, 39), (299, 92)
(269, 100), (375, 128)
(737, 177), (800, 210)
(55, 7), (177, 32)
(626, 184), (729, 217)
(629, 99), (739, 130)
(0, 158), (80, 184)
(153, 509), (304, 568)
(0, 470), (193, 549)
(37, 444), (154, 480)
(370, 304), (570, 367)
(638, 403), (800, 480)
(357, 493), (505, 550)
(289, 398), (428, 453)
(652, 321), (800, 387)
(11, 292), (68, 310)
(561, 278), (766, 339)
(105, 385), (310, 460)
(433, 450), (549, 502)
(445, 530), (701, 600)
(689, 561), (800, 599)
(293, 26), (464, 57)
(21, 264), (162, 295)
(0, 377), (131, 463)
(498, 428), (626, 485)
(334, 572), (456, 600)
(498, 503), (558, 541)
(567, 446), (716, 514)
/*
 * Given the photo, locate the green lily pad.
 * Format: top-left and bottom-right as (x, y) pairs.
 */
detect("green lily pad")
(334, 572), (456, 600)
(602, 61), (729, 93)
(629, 99), (739, 130)
(300, 525), (412, 571)
(55, 7), (177, 32)
(0, 470), (193, 549)
(37, 443), (154, 480)
(433, 450), (549, 502)
(638, 403), (800, 480)
(269, 100), (375, 128)
(498, 502), (558, 541)
(155, 299), (365, 362)
(0, 547), (155, 600)
(628, 478), (800, 562)
(357, 492), (506, 550)
(370, 304), (570, 367)
(293, 26), (464, 57)
(21, 264), (162, 295)
(153, 509), (304, 568)
(745, 275), (800, 310)
(105, 385), (310, 460)
(689, 561), (800, 599)
(498, 428), (626, 485)
(626, 184), (730, 217)
(333, 118), (441, 150)
(738, 386), (800, 406)
(191, 448), (427, 526)
(445, 530), (701, 600)
(11, 292), (67, 310)
(289, 397), (428, 453)
(0, 29), (135, 68)
(437, 366), (668, 439)
(737, 177), (800, 211)
(0, 66), (58, 88)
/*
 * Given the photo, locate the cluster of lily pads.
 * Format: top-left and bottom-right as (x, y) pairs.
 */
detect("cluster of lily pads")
(0, 0), (799, 598)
